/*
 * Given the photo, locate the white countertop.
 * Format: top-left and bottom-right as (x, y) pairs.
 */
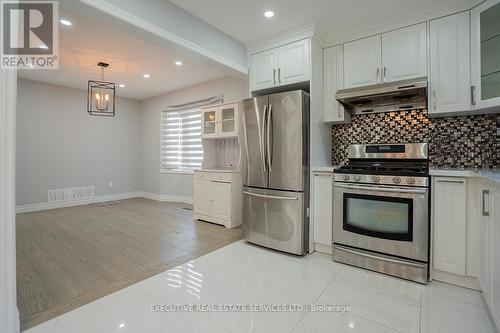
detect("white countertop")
(197, 169), (241, 173)
(311, 166), (338, 172)
(430, 168), (500, 184)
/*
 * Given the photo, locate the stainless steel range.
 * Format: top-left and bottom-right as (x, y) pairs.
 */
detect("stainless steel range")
(332, 143), (430, 284)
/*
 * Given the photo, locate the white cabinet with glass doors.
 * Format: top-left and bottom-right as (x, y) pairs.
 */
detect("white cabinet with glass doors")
(471, 0), (500, 111)
(201, 102), (240, 139)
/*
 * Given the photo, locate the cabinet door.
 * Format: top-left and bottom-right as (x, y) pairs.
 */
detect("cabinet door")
(219, 104), (239, 137)
(201, 109), (218, 138)
(250, 49), (278, 91)
(382, 23), (427, 82)
(211, 181), (231, 220)
(193, 179), (211, 216)
(479, 185), (492, 295)
(433, 177), (467, 275)
(489, 185), (500, 326)
(323, 45), (351, 123)
(344, 35), (382, 88)
(471, 0), (500, 110)
(277, 39), (310, 86)
(312, 172), (333, 247)
(429, 13), (471, 115)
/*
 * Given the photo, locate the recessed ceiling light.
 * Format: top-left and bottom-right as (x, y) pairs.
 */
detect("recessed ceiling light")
(143, 74), (150, 78)
(60, 19), (72, 26)
(119, 84), (125, 88)
(264, 10), (274, 18)
(175, 61), (183, 66)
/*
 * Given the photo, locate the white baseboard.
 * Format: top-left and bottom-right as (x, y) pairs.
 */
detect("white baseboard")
(430, 269), (480, 291)
(139, 192), (193, 205)
(16, 192), (142, 214)
(16, 192), (193, 214)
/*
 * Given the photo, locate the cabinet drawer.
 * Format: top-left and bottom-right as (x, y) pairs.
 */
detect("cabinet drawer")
(194, 172), (210, 183)
(211, 173), (232, 182)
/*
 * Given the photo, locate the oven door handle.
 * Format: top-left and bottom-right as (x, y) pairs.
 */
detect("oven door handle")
(334, 183), (427, 194)
(333, 244), (427, 269)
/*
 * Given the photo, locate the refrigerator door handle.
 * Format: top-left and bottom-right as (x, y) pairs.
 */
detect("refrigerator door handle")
(266, 104), (273, 173)
(243, 191), (298, 201)
(261, 104), (268, 173)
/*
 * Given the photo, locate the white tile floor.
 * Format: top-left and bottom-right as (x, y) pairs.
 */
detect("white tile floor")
(26, 241), (497, 333)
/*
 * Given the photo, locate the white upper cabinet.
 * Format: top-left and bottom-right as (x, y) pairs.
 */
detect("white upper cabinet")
(251, 49), (278, 91)
(344, 35), (382, 88)
(471, 0), (500, 111)
(278, 39), (310, 86)
(381, 23), (428, 82)
(323, 45), (351, 123)
(343, 24), (427, 89)
(429, 12), (471, 115)
(249, 38), (310, 92)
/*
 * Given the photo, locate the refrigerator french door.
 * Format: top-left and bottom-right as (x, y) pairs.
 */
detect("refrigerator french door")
(241, 90), (309, 255)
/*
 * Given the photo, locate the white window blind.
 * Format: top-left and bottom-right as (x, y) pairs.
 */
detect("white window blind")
(160, 96), (223, 171)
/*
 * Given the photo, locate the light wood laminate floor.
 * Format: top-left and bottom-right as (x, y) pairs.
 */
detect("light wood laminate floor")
(16, 198), (241, 331)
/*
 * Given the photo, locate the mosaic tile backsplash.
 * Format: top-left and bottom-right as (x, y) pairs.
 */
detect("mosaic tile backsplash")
(331, 109), (500, 168)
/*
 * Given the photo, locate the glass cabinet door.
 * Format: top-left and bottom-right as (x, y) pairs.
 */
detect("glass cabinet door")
(202, 109), (217, 137)
(472, 0), (500, 108)
(220, 106), (238, 136)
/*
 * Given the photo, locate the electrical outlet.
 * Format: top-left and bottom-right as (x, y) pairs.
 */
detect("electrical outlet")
(108, 181), (114, 188)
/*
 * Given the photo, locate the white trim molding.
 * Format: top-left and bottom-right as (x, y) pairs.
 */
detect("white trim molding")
(16, 192), (142, 214)
(139, 192), (193, 205)
(16, 192), (193, 214)
(246, 23), (318, 55)
(324, 0), (482, 47)
(0, 69), (20, 333)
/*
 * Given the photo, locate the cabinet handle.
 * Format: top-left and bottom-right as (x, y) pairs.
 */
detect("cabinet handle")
(211, 180), (230, 184)
(482, 189), (490, 217)
(278, 67), (281, 85)
(471, 86), (476, 106)
(314, 173), (332, 177)
(273, 68), (276, 86)
(376, 68), (380, 83)
(383, 66), (387, 81)
(432, 90), (437, 110)
(436, 179), (464, 184)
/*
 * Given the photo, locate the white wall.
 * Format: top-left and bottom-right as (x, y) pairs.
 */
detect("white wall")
(140, 76), (249, 198)
(16, 79), (142, 206)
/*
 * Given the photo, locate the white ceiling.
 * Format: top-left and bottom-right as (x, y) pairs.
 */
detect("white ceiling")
(169, 0), (476, 44)
(18, 7), (227, 100)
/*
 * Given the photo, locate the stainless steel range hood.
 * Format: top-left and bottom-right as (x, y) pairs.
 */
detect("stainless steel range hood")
(336, 77), (427, 115)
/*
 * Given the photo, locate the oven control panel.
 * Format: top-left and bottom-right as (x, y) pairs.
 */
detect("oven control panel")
(333, 173), (429, 187)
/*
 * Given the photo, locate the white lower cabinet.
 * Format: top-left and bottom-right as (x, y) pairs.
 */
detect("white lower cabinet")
(432, 177), (467, 275)
(491, 184), (500, 327)
(480, 181), (500, 328)
(193, 171), (242, 228)
(312, 171), (333, 254)
(432, 174), (500, 328)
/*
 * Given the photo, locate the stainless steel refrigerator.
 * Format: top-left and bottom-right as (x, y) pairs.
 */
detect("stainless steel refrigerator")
(241, 90), (309, 255)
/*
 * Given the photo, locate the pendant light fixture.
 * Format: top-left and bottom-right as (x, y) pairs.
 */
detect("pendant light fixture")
(87, 62), (115, 116)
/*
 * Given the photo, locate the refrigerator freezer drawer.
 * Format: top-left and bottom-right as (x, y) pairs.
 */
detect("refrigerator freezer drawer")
(242, 187), (306, 255)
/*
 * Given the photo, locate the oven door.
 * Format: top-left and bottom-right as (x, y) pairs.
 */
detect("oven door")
(333, 182), (428, 262)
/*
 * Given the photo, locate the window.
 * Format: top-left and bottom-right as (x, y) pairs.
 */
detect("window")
(161, 107), (203, 171)
(160, 96), (223, 172)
